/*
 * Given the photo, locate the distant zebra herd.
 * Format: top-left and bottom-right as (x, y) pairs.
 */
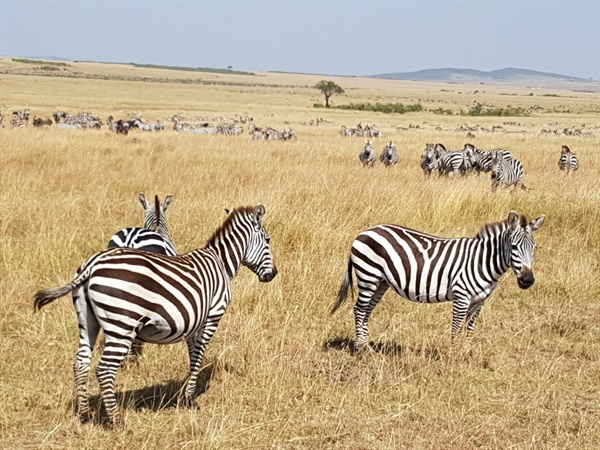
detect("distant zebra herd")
(1, 108), (301, 140)
(340, 123), (382, 138)
(357, 141), (580, 190)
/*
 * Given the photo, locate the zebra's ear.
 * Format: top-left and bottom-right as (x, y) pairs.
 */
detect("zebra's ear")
(530, 215), (545, 232)
(163, 195), (174, 212)
(507, 211), (520, 229)
(253, 204), (266, 224)
(139, 193), (149, 209)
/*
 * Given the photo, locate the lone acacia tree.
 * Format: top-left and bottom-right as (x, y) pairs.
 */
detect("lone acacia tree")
(314, 80), (344, 108)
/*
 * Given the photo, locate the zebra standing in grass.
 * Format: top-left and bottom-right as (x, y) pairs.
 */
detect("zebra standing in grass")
(107, 193), (178, 360)
(472, 148), (512, 174)
(558, 145), (579, 174)
(434, 143), (467, 176)
(359, 140), (376, 166)
(379, 142), (399, 167)
(332, 211), (545, 351)
(420, 143), (437, 177)
(491, 154), (525, 191)
(34, 204), (277, 429)
(108, 193), (177, 256)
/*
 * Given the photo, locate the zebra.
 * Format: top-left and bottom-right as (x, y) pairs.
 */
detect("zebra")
(359, 140), (376, 166)
(473, 148), (512, 174)
(108, 193), (177, 256)
(558, 145), (579, 174)
(33, 204), (277, 429)
(0, 113), (5, 128)
(491, 155), (525, 191)
(11, 109), (30, 128)
(332, 211), (545, 351)
(420, 143), (437, 177)
(434, 143), (466, 176)
(379, 142), (399, 167)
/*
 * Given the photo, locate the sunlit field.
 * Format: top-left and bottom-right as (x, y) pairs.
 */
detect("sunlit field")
(1, 60), (599, 449)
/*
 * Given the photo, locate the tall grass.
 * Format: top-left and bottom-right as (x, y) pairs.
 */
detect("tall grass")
(0, 67), (599, 449)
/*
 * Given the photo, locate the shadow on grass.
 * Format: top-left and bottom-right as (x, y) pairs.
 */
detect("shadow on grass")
(80, 361), (218, 426)
(324, 336), (441, 361)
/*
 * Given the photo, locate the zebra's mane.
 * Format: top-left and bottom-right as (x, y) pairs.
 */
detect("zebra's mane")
(205, 205), (255, 247)
(475, 214), (527, 239)
(153, 195), (161, 229)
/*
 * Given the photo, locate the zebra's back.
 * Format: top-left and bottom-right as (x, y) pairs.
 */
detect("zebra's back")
(108, 227), (177, 256)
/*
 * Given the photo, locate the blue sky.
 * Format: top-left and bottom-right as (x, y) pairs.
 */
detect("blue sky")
(1, 1), (598, 79)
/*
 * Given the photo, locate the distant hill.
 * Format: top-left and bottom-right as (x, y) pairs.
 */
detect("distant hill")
(371, 67), (595, 84)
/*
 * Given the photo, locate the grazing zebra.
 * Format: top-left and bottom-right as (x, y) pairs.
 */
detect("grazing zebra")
(11, 109), (30, 128)
(33, 204), (277, 429)
(359, 140), (376, 166)
(332, 211), (545, 351)
(379, 142), (399, 167)
(420, 143), (437, 177)
(491, 155), (525, 191)
(558, 145), (579, 174)
(33, 116), (53, 127)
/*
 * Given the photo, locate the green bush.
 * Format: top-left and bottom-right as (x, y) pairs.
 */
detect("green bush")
(332, 102), (422, 114)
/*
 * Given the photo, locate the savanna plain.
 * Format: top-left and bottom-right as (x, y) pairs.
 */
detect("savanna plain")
(1, 59), (599, 449)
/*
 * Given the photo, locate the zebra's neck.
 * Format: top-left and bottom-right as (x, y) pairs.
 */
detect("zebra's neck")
(204, 208), (255, 280)
(474, 221), (512, 279)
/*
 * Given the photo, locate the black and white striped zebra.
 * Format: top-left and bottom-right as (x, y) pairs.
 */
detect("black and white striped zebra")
(359, 140), (376, 166)
(379, 142), (399, 167)
(434, 143), (467, 176)
(420, 143), (437, 177)
(472, 148), (512, 174)
(491, 155), (525, 191)
(107, 193), (177, 256)
(33, 204), (277, 429)
(558, 145), (579, 174)
(332, 211), (545, 351)
(107, 193), (178, 360)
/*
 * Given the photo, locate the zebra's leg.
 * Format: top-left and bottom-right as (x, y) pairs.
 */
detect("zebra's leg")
(127, 339), (144, 363)
(353, 281), (389, 352)
(95, 333), (135, 429)
(182, 315), (222, 407)
(72, 286), (100, 423)
(466, 302), (485, 335)
(451, 298), (471, 338)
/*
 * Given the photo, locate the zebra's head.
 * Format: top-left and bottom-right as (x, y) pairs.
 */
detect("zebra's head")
(506, 211), (545, 289)
(139, 193), (174, 230)
(242, 204), (278, 283)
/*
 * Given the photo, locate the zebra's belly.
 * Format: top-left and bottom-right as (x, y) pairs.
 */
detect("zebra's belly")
(391, 283), (452, 304)
(136, 318), (199, 344)
(136, 319), (181, 344)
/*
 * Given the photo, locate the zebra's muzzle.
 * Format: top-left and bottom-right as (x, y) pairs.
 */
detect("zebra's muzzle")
(259, 267), (278, 282)
(517, 268), (535, 289)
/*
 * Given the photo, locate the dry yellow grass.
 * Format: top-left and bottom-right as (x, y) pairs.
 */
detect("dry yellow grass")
(0, 61), (599, 449)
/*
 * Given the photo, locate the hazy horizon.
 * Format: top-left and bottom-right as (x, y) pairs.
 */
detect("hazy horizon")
(1, 1), (598, 81)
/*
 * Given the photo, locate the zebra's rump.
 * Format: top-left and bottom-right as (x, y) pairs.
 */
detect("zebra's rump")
(84, 249), (224, 344)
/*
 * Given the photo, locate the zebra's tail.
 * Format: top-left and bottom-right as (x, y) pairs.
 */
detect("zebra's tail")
(331, 259), (354, 314)
(33, 264), (93, 312)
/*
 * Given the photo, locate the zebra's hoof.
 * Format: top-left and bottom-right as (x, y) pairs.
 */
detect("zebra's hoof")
(352, 341), (368, 355)
(78, 411), (94, 424)
(180, 396), (199, 410)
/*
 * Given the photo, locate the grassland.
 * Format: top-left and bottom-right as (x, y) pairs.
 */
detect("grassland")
(0, 58), (599, 449)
